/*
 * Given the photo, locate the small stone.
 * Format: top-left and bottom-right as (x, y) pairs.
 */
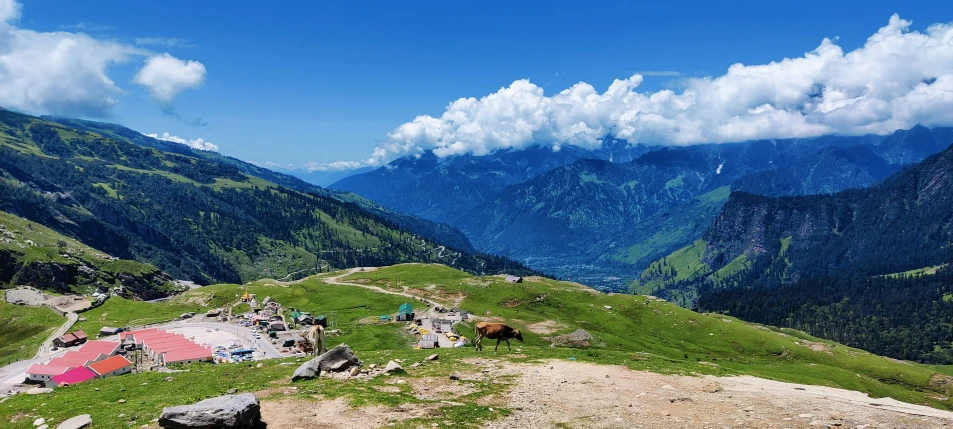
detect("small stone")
(426, 354), (438, 361)
(410, 362), (421, 368)
(226, 388), (237, 394)
(385, 361), (404, 373)
(349, 367), (361, 376)
(118, 399), (126, 403)
(164, 377), (174, 382)
(449, 374), (460, 380)
(256, 363), (263, 368)
(56, 414), (92, 429)
(661, 385), (674, 390)
(369, 364), (377, 369)
(829, 413), (842, 420)
(26, 387), (52, 395)
(742, 406), (754, 412)
(94, 388), (99, 391)
(661, 410), (670, 417)
(605, 375), (610, 378)
(33, 417), (46, 426)
(798, 414), (815, 419)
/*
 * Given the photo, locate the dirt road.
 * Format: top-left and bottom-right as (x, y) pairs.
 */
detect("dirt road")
(324, 267), (442, 306)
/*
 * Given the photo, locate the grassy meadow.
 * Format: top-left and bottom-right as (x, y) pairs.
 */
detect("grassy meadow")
(3, 263), (953, 428)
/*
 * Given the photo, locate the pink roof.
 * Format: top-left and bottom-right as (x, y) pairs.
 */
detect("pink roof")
(27, 364), (70, 376)
(62, 350), (106, 361)
(163, 349), (212, 363)
(78, 340), (119, 355)
(149, 342), (201, 353)
(51, 366), (97, 385)
(46, 357), (90, 369)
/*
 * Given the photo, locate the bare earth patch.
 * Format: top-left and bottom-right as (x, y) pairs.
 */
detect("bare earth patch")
(525, 320), (568, 335)
(483, 360), (953, 429)
(260, 397), (437, 429)
(408, 376), (479, 400)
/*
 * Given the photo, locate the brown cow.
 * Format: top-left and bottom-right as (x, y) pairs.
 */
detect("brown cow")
(474, 322), (523, 351)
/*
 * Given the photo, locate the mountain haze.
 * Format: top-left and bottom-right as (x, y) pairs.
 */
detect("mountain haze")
(334, 127), (952, 289)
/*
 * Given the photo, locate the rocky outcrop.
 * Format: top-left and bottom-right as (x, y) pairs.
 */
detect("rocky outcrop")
(158, 394), (260, 428)
(292, 344), (362, 381)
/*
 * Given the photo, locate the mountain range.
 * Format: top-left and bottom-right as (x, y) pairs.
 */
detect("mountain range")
(0, 109), (534, 298)
(634, 139), (953, 362)
(331, 126), (953, 290)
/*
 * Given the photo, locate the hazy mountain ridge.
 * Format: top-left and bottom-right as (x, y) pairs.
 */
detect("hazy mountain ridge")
(334, 127), (949, 290)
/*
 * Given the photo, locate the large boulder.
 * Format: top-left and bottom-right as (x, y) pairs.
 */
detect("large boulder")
(292, 343), (362, 381)
(158, 394), (260, 428)
(56, 414), (92, 429)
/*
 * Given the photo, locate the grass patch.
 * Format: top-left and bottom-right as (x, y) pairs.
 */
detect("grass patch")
(72, 297), (205, 335)
(0, 302), (63, 365)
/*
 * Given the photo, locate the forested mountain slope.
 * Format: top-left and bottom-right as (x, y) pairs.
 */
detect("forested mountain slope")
(0, 210), (175, 299)
(0, 109), (532, 290)
(634, 142), (953, 362)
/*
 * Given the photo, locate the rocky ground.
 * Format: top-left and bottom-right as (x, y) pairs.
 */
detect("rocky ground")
(253, 359), (953, 428)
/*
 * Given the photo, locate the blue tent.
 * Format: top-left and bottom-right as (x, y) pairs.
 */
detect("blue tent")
(399, 303), (413, 315)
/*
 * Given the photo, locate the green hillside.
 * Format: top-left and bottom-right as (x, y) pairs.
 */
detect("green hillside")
(0, 210), (176, 299)
(636, 142), (953, 363)
(3, 264), (953, 428)
(0, 301), (63, 364)
(0, 109), (532, 295)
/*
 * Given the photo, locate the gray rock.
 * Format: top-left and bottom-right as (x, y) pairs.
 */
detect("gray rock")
(36, 425), (48, 429)
(292, 344), (362, 381)
(425, 354), (439, 361)
(33, 417), (45, 426)
(385, 360), (403, 373)
(56, 414), (92, 429)
(158, 394), (260, 428)
(26, 387), (52, 395)
(449, 374), (460, 380)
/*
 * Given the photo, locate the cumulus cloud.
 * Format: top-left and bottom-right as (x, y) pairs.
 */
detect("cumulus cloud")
(335, 14), (953, 168)
(0, 0), (19, 22)
(134, 53), (206, 104)
(0, 0), (204, 116)
(146, 132), (219, 152)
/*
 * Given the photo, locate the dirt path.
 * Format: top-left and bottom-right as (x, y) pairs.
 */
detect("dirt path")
(480, 359), (953, 429)
(324, 267), (441, 306)
(35, 311), (77, 359)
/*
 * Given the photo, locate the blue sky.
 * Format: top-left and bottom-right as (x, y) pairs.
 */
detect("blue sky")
(5, 0), (953, 169)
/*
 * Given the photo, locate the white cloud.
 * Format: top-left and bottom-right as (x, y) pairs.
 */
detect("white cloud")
(134, 53), (206, 104)
(146, 132), (219, 152)
(0, 0), (20, 22)
(339, 14), (953, 168)
(0, 0), (204, 116)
